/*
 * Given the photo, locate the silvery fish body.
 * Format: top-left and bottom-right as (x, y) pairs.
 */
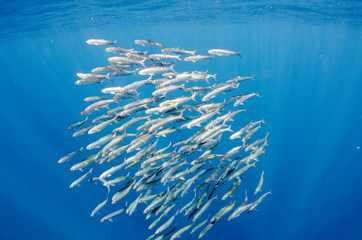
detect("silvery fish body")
(70, 168), (93, 188)
(77, 73), (111, 80)
(70, 153), (98, 171)
(105, 47), (133, 54)
(111, 70), (135, 77)
(225, 75), (254, 84)
(162, 47), (196, 55)
(111, 181), (134, 204)
(228, 203), (254, 221)
(75, 76), (109, 85)
(99, 160), (124, 179)
(139, 65), (175, 76)
(102, 86), (124, 94)
(108, 56), (146, 67)
(152, 84), (185, 96)
(182, 109), (220, 129)
(208, 49), (241, 56)
(157, 75), (190, 88)
(150, 61), (175, 67)
(184, 55), (213, 62)
(254, 170), (264, 196)
(86, 39), (116, 46)
(72, 125), (95, 137)
(88, 118), (115, 135)
(134, 39), (164, 47)
(230, 121), (252, 139)
(162, 72), (178, 78)
(228, 163), (256, 181)
(234, 92), (260, 106)
(113, 116), (149, 133)
(58, 147), (83, 163)
(159, 93), (196, 108)
(148, 54), (181, 61)
(155, 214), (176, 235)
(211, 200), (236, 223)
(91, 198), (108, 217)
(148, 115), (185, 132)
(248, 191), (272, 213)
(170, 222), (194, 240)
(100, 208), (124, 222)
(245, 132), (268, 152)
(85, 99), (115, 112)
(86, 134), (113, 150)
(202, 83), (238, 102)
(122, 79), (151, 93)
(193, 196), (217, 222)
(84, 96), (106, 102)
(67, 117), (88, 130)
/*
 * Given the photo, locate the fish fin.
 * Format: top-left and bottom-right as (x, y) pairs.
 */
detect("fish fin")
(106, 73), (112, 81)
(191, 50), (197, 55)
(237, 50), (241, 57)
(140, 59), (146, 67)
(170, 64), (176, 73)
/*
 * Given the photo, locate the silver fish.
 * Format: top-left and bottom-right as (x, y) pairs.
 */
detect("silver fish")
(134, 39), (164, 47)
(254, 170), (264, 196)
(67, 117), (88, 130)
(58, 147), (83, 164)
(208, 49), (241, 56)
(70, 168), (93, 188)
(86, 39), (116, 46)
(184, 55), (214, 62)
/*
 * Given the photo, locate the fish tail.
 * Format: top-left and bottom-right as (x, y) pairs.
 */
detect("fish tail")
(106, 73), (111, 81)
(226, 125), (233, 132)
(191, 92), (197, 102)
(140, 59), (146, 67)
(170, 64), (176, 73)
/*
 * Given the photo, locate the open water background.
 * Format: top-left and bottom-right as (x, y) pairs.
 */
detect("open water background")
(0, 1), (361, 240)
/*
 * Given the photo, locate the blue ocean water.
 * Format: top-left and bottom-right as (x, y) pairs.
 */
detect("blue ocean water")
(0, 1), (361, 240)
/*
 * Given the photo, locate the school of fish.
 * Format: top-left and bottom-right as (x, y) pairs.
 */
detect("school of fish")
(59, 38), (271, 240)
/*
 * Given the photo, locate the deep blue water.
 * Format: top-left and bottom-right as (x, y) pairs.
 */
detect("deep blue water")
(1, 1), (362, 240)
